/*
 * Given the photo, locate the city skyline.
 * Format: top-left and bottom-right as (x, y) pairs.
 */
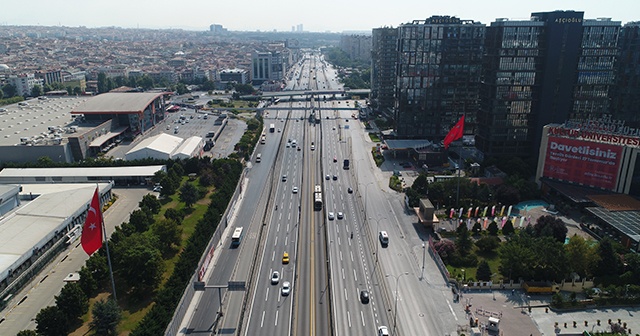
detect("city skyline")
(0, 0), (639, 33)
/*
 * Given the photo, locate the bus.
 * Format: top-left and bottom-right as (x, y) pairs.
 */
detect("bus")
(231, 227), (244, 247)
(269, 124), (275, 133)
(314, 185), (323, 211)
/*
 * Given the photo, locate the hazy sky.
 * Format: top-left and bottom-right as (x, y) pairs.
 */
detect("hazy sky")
(1, 0), (638, 33)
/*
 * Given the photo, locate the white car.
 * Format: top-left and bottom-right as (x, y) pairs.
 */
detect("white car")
(328, 212), (335, 220)
(292, 187), (298, 193)
(378, 326), (390, 336)
(337, 212), (344, 220)
(281, 281), (291, 296)
(271, 271), (280, 285)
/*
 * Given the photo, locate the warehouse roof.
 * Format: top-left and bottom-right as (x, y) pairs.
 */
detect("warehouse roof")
(71, 92), (167, 114)
(0, 166), (165, 178)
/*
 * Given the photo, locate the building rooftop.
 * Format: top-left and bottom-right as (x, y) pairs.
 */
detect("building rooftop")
(0, 166), (165, 179)
(0, 97), (93, 147)
(71, 92), (167, 114)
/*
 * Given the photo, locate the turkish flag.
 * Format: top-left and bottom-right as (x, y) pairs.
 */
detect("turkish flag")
(443, 115), (465, 149)
(81, 188), (103, 255)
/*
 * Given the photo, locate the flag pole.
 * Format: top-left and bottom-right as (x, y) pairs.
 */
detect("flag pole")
(456, 151), (461, 209)
(98, 184), (118, 302)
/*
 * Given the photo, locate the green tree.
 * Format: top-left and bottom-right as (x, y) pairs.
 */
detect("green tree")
(534, 215), (568, 243)
(17, 330), (38, 336)
(176, 83), (189, 95)
(152, 219), (183, 253)
(0, 86), (4, 99)
(475, 236), (501, 254)
(86, 252), (109, 285)
(55, 282), (88, 322)
(471, 221), (482, 235)
(410, 174), (429, 196)
(73, 86), (82, 95)
(476, 260), (492, 281)
(160, 176), (177, 196)
(180, 182), (199, 208)
(487, 221), (499, 236)
(455, 223), (473, 256)
(234, 83), (255, 95)
(498, 233), (536, 281)
(164, 208), (183, 223)
(502, 219), (515, 236)
(90, 298), (121, 335)
(35, 306), (69, 336)
(114, 233), (164, 295)
(31, 84), (43, 97)
(97, 72), (109, 93)
(2, 83), (17, 98)
(594, 238), (622, 278)
(565, 235), (598, 278)
(78, 265), (97, 297)
(533, 237), (567, 281)
(139, 194), (161, 214)
(128, 208), (154, 232)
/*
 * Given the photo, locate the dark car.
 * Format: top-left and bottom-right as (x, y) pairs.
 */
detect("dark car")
(347, 187), (353, 194)
(360, 290), (370, 303)
(333, 175), (338, 180)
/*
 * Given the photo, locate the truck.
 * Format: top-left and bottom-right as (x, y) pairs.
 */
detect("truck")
(523, 282), (560, 294)
(269, 123), (275, 133)
(343, 159), (350, 170)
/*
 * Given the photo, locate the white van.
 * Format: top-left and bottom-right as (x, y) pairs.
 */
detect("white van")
(378, 231), (389, 247)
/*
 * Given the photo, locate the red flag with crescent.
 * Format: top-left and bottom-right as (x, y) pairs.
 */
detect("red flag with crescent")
(81, 188), (103, 255)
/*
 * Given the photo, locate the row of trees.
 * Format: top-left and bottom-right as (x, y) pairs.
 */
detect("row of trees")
(435, 214), (640, 287)
(22, 157), (244, 335)
(405, 164), (539, 210)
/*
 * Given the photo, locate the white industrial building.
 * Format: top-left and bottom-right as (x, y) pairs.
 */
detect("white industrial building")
(0, 183), (112, 298)
(173, 136), (204, 160)
(0, 166), (165, 186)
(125, 133), (202, 161)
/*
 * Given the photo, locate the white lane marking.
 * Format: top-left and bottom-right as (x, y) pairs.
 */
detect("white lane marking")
(261, 311), (265, 327)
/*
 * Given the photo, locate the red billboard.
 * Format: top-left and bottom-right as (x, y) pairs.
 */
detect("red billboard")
(543, 136), (622, 190)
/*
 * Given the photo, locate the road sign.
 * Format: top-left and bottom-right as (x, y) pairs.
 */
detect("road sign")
(228, 281), (246, 291)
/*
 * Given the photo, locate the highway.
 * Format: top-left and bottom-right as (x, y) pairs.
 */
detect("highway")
(183, 51), (466, 336)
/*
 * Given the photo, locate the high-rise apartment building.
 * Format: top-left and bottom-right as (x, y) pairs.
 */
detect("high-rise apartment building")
(613, 22), (640, 125)
(371, 27), (398, 116)
(477, 11), (621, 159)
(252, 49), (287, 85)
(8, 73), (43, 97)
(394, 16), (484, 139)
(339, 34), (372, 62)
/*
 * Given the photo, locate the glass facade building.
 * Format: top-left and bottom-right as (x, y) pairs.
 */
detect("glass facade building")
(477, 11), (621, 159)
(394, 16), (485, 139)
(614, 22), (640, 125)
(371, 27), (398, 116)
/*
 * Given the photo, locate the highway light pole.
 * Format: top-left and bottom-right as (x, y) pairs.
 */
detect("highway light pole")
(370, 215), (387, 263)
(421, 243), (426, 281)
(386, 272), (409, 336)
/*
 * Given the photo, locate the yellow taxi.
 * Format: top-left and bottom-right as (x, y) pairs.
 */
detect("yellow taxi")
(282, 252), (290, 264)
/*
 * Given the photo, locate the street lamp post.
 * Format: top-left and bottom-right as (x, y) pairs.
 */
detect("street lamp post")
(370, 215), (387, 263)
(421, 243), (426, 280)
(363, 181), (375, 218)
(387, 272), (409, 336)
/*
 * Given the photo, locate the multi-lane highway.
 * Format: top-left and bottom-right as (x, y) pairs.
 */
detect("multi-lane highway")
(182, 51), (465, 336)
